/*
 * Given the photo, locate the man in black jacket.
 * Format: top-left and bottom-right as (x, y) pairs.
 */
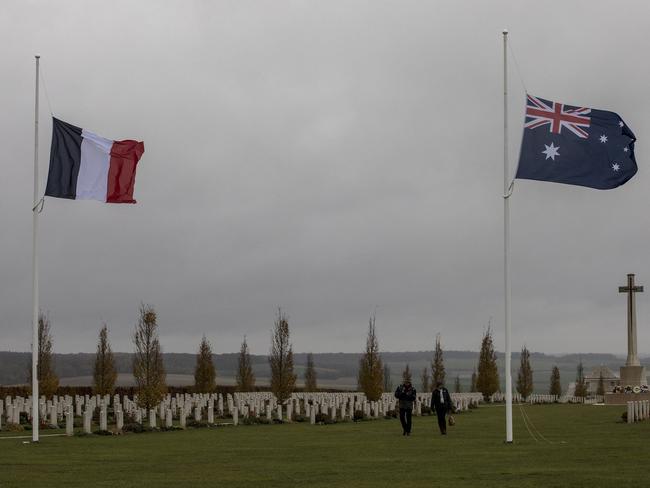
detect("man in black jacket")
(394, 380), (417, 436)
(431, 382), (452, 435)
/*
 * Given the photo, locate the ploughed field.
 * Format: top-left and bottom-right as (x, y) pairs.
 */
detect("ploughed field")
(0, 404), (647, 488)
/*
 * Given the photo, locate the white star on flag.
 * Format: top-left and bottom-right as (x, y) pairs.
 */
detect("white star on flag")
(542, 142), (560, 161)
(624, 147), (629, 152)
(612, 163), (620, 172)
(599, 135), (608, 143)
(619, 121), (625, 127)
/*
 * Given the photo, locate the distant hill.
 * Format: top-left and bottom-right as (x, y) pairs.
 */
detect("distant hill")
(0, 350), (626, 393)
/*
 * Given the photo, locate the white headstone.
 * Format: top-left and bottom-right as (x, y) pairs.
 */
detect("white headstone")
(180, 408), (187, 428)
(66, 408), (74, 436)
(83, 409), (92, 434)
(116, 409), (124, 431)
(100, 405), (108, 431)
(166, 409), (173, 428)
(208, 406), (214, 424)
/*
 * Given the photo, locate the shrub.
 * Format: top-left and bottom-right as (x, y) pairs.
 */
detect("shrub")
(3, 423), (24, 432)
(240, 417), (271, 426)
(186, 420), (210, 429)
(315, 412), (336, 424)
(421, 405), (432, 415)
(314, 412), (330, 423)
(93, 429), (113, 436)
(292, 414), (308, 423)
(384, 409), (398, 419)
(353, 410), (366, 422)
(122, 422), (145, 433)
(621, 411), (628, 422)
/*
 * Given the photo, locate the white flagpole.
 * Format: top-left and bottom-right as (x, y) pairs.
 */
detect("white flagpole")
(503, 30), (513, 443)
(31, 54), (40, 443)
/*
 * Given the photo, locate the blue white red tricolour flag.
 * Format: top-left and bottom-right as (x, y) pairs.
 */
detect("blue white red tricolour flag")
(45, 118), (145, 203)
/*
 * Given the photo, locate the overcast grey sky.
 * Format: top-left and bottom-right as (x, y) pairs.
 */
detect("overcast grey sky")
(1, 0), (649, 355)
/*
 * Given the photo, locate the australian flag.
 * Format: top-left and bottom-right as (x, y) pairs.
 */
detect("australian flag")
(516, 94), (637, 189)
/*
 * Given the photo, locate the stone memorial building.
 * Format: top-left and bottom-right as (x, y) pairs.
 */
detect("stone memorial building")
(584, 365), (619, 395)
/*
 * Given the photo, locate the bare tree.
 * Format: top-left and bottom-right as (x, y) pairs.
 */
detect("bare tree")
(402, 364), (412, 383)
(29, 312), (59, 397)
(383, 364), (393, 392)
(132, 304), (166, 410)
(269, 308), (297, 403)
(236, 335), (255, 391)
(357, 314), (384, 401)
(476, 326), (499, 399)
(420, 366), (430, 392)
(194, 335), (216, 393)
(597, 370), (605, 396)
(549, 366), (562, 396)
(516, 345), (534, 399)
(574, 359), (587, 397)
(93, 323), (117, 396)
(431, 333), (445, 386)
(304, 352), (317, 391)
(454, 375), (462, 393)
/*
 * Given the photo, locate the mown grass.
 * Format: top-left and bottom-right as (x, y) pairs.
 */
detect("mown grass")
(0, 404), (646, 488)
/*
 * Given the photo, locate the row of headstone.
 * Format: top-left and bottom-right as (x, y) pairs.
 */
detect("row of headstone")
(527, 394), (559, 404)
(490, 392), (524, 403)
(1, 391), (484, 433)
(626, 400), (650, 424)
(558, 395), (604, 404)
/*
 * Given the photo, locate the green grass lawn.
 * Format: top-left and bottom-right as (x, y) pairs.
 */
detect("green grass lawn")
(0, 404), (647, 488)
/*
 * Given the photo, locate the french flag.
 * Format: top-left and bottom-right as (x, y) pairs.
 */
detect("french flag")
(45, 118), (145, 203)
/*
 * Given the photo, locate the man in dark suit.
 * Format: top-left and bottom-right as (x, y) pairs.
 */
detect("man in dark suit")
(394, 380), (417, 436)
(431, 382), (452, 435)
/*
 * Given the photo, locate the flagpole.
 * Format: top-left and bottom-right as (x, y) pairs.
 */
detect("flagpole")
(31, 54), (40, 443)
(503, 30), (513, 444)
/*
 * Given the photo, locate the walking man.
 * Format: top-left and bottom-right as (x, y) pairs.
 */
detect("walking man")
(431, 382), (452, 435)
(394, 379), (417, 436)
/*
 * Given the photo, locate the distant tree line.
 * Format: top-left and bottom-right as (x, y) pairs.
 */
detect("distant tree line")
(26, 309), (598, 401)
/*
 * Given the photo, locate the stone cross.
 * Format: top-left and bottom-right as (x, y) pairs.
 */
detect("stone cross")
(619, 273), (643, 367)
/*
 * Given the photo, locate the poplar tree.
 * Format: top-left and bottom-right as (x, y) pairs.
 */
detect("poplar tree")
(597, 370), (605, 396)
(516, 346), (534, 399)
(93, 324), (117, 396)
(431, 333), (445, 386)
(383, 364), (393, 392)
(133, 304), (167, 410)
(357, 315), (384, 401)
(470, 369), (478, 392)
(420, 366), (430, 392)
(454, 375), (462, 393)
(304, 352), (317, 391)
(269, 308), (297, 403)
(29, 313), (59, 398)
(549, 366), (562, 396)
(574, 360), (587, 397)
(476, 326), (499, 399)
(194, 335), (216, 393)
(402, 364), (412, 383)
(236, 336), (255, 391)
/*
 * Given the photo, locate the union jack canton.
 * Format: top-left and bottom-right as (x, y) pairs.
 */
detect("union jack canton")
(524, 94), (591, 139)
